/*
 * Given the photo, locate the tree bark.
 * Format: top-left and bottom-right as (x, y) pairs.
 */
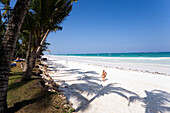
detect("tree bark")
(33, 29), (49, 68)
(22, 49), (36, 80)
(36, 29), (50, 54)
(0, 0), (30, 112)
(22, 33), (37, 80)
(23, 33), (32, 72)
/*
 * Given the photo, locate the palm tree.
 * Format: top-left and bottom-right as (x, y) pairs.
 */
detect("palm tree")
(0, 0), (30, 112)
(22, 0), (76, 80)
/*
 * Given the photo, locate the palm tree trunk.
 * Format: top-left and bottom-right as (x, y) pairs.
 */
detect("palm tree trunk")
(22, 33), (37, 80)
(36, 29), (50, 54)
(22, 49), (36, 80)
(23, 33), (32, 72)
(0, 0), (30, 112)
(34, 30), (50, 70)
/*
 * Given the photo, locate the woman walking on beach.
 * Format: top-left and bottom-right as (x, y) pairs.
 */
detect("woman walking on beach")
(102, 70), (107, 81)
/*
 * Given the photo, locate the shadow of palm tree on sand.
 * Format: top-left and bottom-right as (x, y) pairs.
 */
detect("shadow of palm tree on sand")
(128, 90), (170, 113)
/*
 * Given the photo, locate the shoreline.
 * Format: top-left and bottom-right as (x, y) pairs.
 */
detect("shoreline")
(44, 55), (170, 76)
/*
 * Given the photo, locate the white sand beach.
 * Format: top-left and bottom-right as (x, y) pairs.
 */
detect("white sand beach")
(43, 55), (170, 113)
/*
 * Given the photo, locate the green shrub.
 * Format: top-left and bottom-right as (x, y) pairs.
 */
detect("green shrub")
(70, 108), (75, 112)
(65, 106), (70, 109)
(54, 105), (60, 109)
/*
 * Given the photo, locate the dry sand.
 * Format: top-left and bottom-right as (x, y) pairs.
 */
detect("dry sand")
(43, 55), (170, 113)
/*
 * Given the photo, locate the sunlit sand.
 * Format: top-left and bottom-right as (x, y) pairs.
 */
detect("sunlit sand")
(43, 55), (170, 113)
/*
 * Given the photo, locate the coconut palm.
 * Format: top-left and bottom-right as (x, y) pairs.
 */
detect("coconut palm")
(22, 0), (77, 80)
(0, 0), (30, 112)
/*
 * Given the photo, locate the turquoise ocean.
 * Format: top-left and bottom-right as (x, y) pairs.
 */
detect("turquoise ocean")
(55, 52), (170, 57)
(52, 52), (170, 67)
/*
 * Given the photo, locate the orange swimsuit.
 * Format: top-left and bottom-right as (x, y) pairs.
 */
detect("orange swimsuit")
(102, 72), (106, 78)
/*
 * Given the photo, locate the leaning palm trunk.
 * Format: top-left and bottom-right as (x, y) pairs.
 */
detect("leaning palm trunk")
(0, 0), (30, 112)
(33, 29), (50, 67)
(36, 29), (50, 54)
(33, 30), (50, 70)
(22, 34), (36, 80)
(23, 30), (50, 79)
(32, 29), (50, 68)
(22, 50), (36, 80)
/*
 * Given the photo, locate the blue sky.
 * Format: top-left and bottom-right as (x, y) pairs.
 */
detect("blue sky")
(5, 0), (170, 54)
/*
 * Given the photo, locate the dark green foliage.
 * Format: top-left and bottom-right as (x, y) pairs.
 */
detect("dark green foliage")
(70, 108), (75, 112)
(29, 0), (74, 34)
(54, 105), (60, 109)
(0, 0), (10, 5)
(65, 105), (70, 109)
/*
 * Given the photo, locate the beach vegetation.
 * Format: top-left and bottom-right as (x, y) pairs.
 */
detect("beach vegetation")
(70, 108), (75, 112)
(65, 105), (70, 109)
(7, 62), (67, 112)
(54, 105), (60, 109)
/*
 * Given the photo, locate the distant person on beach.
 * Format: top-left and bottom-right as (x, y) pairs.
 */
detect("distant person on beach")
(102, 70), (107, 81)
(16, 57), (19, 60)
(15, 57), (20, 62)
